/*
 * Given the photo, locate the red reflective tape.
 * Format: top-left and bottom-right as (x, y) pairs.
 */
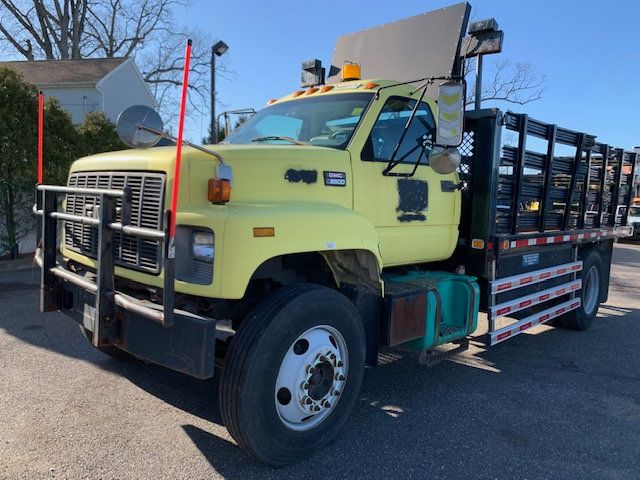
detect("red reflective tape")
(540, 272), (551, 279)
(497, 283), (512, 292)
(554, 236), (563, 243)
(521, 276), (533, 285)
(557, 268), (567, 274)
(572, 264), (581, 271)
(557, 288), (566, 295)
(497, 331), (512, 341)
(571, 284), (579, 290)
(539, 293), (550, 301)
(519, 322), (533, 331)
(487, 242), (494, 251)
(555, 307), (566, 315)
(571, 301), (580, 308)
(570, 234), (578, 241)
(540, 314), (550, 322)
(536, 237), (546, 245)
(497, 306), (511, 315)
(519, 299), (532, 308)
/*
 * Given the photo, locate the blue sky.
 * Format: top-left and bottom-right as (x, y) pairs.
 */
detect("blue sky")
(176, 0), (640, 149)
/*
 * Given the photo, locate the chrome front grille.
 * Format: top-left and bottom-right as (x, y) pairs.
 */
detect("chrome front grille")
(64, 171), (166, 274)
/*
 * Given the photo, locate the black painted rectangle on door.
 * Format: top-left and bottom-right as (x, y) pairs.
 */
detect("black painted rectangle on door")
(396, 178), (428, 222)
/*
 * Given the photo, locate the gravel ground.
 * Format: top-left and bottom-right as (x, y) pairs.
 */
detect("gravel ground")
(1, 243), (639, 480)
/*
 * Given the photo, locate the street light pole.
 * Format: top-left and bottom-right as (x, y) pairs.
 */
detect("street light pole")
(210, 47), (216, 143)
(210, 40), (229, 144)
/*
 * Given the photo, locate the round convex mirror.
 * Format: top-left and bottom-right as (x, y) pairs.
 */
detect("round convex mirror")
(429, 146), (462, 175)
(116, 105), (164, 148)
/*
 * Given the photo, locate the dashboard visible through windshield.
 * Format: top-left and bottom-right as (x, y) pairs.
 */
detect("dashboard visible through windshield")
(223, 93), (374, 149)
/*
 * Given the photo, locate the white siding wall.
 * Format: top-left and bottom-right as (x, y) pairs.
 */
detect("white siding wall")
(98, 61), (157, 123)
(42, 86), (100, 124)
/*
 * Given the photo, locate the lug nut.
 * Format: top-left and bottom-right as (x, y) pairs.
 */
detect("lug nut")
(306, 365), (316, 374)
(321, 400), (331, 409)
(313, 405), (321, 412)
(336, 360), (344, 368)
(331, 388), (341, 396)
(302, 396), (313, 405)
(337, 374), (345, 381)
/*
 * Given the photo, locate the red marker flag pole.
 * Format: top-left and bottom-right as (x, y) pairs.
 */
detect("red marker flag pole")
(168, 39), (193, 254)
(37, 91), (44, 184)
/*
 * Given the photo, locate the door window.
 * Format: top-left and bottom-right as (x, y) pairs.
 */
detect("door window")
(362, 96), (436, 164)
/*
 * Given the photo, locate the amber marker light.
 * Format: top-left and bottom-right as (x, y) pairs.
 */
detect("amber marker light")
(267, 98), (278, 105)
(292, 90), (304, 97)
(306, 87), (319, 95)
(253, 227), (275, 237)
(320, 85), (333, 92)
(364, 82), (379, 89)
(208, 178), (231, 204)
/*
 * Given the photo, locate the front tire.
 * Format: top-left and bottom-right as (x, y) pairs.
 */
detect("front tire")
(560, 249), (604, 330)
(219, 284), (366, 465)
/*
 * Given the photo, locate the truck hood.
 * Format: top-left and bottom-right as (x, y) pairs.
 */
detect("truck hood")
(69, 143), (354, 209)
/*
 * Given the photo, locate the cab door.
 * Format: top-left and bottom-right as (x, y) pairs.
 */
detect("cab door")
(350, 93), (460, 267)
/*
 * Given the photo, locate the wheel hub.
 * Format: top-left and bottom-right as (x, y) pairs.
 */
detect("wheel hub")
(275, 325), (348, 430)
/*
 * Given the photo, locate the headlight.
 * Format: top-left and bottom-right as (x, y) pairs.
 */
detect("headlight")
(192, 231), (214, 263)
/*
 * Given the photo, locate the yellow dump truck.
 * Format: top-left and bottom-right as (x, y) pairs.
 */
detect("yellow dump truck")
(34, 3), (636, 465)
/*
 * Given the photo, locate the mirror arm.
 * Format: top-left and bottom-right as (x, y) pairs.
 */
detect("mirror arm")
(382, 81), (431, 176)
(137, 125), (225, 164)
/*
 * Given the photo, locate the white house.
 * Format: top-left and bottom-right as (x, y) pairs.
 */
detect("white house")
(0, 57), (156, 124)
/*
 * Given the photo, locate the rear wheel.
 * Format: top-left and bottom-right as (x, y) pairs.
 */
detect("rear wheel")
(219, 284), (366, 465)
(560, 250), (604, 330)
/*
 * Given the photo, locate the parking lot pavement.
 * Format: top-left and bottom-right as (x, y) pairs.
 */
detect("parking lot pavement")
(1, 243), (640, 480)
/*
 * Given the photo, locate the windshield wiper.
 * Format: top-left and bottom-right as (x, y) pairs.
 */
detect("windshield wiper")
(250, 136), (307, 145)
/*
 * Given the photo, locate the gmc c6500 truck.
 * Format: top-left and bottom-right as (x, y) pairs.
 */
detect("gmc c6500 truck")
(34, 3), (637, 465)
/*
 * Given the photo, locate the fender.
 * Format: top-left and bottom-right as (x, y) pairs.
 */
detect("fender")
(216, 202), (383, 299)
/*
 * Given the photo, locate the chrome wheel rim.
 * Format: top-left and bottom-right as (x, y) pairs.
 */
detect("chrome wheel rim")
(583, 266), (600, 315)
(274, 325), (348, 431)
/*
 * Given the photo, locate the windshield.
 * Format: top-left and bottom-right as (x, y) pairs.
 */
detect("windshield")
(223, 93), (373, 149)
(629, 207), (640, 216)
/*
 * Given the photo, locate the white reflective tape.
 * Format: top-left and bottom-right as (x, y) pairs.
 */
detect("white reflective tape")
(490, 298), (582, 345)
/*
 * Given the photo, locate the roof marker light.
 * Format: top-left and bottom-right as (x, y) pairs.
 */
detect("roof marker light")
(364, 82), (379, 89)
(320, 85), (333, 92)
(292, 90), (304, 97)
(267, 98), (278, 105)
(306, 87), (319, 95)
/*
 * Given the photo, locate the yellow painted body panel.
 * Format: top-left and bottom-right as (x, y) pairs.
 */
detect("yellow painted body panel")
(61, 79), (461, 299)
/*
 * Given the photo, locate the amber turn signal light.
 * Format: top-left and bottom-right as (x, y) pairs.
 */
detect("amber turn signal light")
(208, 178), (231, 204)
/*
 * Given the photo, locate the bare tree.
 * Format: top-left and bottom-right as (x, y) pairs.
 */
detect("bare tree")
(0, 0), (233, 119)
(465, 57), (547, 107)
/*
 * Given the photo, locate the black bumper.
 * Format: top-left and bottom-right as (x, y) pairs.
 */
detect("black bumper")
(62, 280), (218, 379)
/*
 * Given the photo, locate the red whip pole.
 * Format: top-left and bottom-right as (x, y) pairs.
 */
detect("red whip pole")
(37, 91), (44, 184)
(168, 38), (193, 248)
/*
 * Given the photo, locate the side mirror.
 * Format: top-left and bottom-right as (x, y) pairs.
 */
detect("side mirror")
(116, 105), (164, 148)
(429, 81), (465, 174)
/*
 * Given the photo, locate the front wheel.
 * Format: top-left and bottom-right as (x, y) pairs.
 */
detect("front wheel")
(219, 284), (366, 465)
